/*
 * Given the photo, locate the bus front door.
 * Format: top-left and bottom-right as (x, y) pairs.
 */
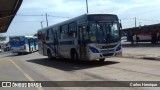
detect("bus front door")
(34, 39), (36, 51)
(28, 39), (31, 52)
(78, 25), (87, 59)
(53, 31), (59, 56)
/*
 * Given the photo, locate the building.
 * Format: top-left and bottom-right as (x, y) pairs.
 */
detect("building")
(0, 0), (23, 33)
(121, 23), (160, 44)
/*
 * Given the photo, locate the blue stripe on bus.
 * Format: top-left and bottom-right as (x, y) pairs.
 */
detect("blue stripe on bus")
(59, 41), (74, 45)
(45, 39), (94, 46)
(45, 41), (74, 46)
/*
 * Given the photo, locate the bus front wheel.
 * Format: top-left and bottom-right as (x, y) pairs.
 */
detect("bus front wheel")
(99, 58), (105, 62)
(71, 51), (78, 61)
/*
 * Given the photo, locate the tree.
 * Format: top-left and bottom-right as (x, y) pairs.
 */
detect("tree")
(34, 33), (37, 37)
(0, 37), (6, 41)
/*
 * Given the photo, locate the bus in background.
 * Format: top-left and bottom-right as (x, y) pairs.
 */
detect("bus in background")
(38, 14), (122, 62)
(9, 36), (38, 55)
(0, 36), (10, 52)
(133, 32), (160, 44)
(33, 37), (38, 51)
(133, 33), (152, 42)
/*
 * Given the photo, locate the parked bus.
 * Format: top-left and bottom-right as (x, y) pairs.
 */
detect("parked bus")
(0, 36), (10, 52)
(38, 14), (122, 62)
(9, 36), (38, 55)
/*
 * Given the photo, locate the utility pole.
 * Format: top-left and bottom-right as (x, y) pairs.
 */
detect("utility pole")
(139, 22), (142, 27)
(40, 21), (44, 28)
(135, 17), (137, 27)
(46, 13), (48, 27)
(135, 17), (138, 44)
(86, 0), (89, 13)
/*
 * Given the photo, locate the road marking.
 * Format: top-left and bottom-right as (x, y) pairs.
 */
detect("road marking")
(10, 59), (44, 90)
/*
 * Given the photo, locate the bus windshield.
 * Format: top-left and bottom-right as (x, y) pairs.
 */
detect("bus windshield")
(10, 37), (25, 43)
(89, 22), (120, 44)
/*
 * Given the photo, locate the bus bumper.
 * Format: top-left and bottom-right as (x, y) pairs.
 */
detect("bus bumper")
(10, 48), (27, 53)
(115, 52), (122, 57)
(88, 51), (122, 60)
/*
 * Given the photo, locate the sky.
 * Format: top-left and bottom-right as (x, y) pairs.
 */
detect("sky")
(2, 0), (160, 36)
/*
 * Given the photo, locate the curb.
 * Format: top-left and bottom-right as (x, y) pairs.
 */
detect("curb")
(122, 54), (160, 61)
(143, 56), (160, 61)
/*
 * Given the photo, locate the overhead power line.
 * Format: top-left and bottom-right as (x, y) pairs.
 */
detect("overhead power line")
(16, 14), (44, 16)
(120, 17), (160, 22)
(16, 14), (71, 18)
(120, 18), (135, 20)
(48, 15), (71, 18)
(13, 21), (42, 23)
(136, 18), (160, 22)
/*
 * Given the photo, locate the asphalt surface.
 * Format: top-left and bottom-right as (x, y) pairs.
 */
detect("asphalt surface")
(0, 52), (160, 90)
(122, 42), (160, 60)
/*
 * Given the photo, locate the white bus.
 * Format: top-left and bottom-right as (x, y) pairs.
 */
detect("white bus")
(38, 14), (122, 62)
(133, 34), (152, 42)
(0, 36), (10, 52)
(9, 36), (38, 55)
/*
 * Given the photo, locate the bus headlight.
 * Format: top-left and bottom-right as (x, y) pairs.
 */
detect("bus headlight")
(89, 46), (100, 53)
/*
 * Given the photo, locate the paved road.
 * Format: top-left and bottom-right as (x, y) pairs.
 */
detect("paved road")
(0, 52), (160, 90)
(122, 43), (160, 61)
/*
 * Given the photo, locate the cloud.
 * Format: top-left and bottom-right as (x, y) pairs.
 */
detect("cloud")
(20, 0), (160, 17)
(5, 0), (160, 36)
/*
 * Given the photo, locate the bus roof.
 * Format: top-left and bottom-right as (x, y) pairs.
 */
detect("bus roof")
(38, 13), (118, 32)
(9, 35), (37, 38)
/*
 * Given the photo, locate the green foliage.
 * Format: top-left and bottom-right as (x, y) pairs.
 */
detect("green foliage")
(34, 33), (37, 37)
(0, 37), (6, 41)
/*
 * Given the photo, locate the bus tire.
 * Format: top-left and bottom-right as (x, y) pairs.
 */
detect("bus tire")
(47, 49), (53, 59)
(71, 50), (79, 61)
(99, 58), (105, 62)
(18, 52), (22, 55)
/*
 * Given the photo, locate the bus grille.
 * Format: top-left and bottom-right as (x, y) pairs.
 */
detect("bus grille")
(102, 53), (114, 56)
(101, 45), (117, 49)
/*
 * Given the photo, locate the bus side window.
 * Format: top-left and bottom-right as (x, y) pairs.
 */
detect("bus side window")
(25, 38), (28, 44)
(46, 29), (50, 40)
(48, 28), (53, 41)
(30, 38), (34, 44)
(58, 28), (61, 39)
(69, 22), (77, 38)
(61, 25), (68, 39)
(38, 31), (41, 39)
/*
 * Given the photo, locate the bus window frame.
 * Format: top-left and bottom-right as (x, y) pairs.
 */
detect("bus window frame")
(60, 24), (69, 39)
(68, 22), (77, 38)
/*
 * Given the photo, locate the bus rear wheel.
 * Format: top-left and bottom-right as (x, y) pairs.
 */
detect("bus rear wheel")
(18, 52), (22, 55)
(47, 50), (53, 59)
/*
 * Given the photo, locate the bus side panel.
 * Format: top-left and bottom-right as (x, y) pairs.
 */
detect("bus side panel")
(34, 38), (38, 51)
(24, 38), (30, 53)
(38, 41), (44, 55)
(58, 38), (78, 59)
(31, 38), (35, 52)
(38, 31), (46, 56)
